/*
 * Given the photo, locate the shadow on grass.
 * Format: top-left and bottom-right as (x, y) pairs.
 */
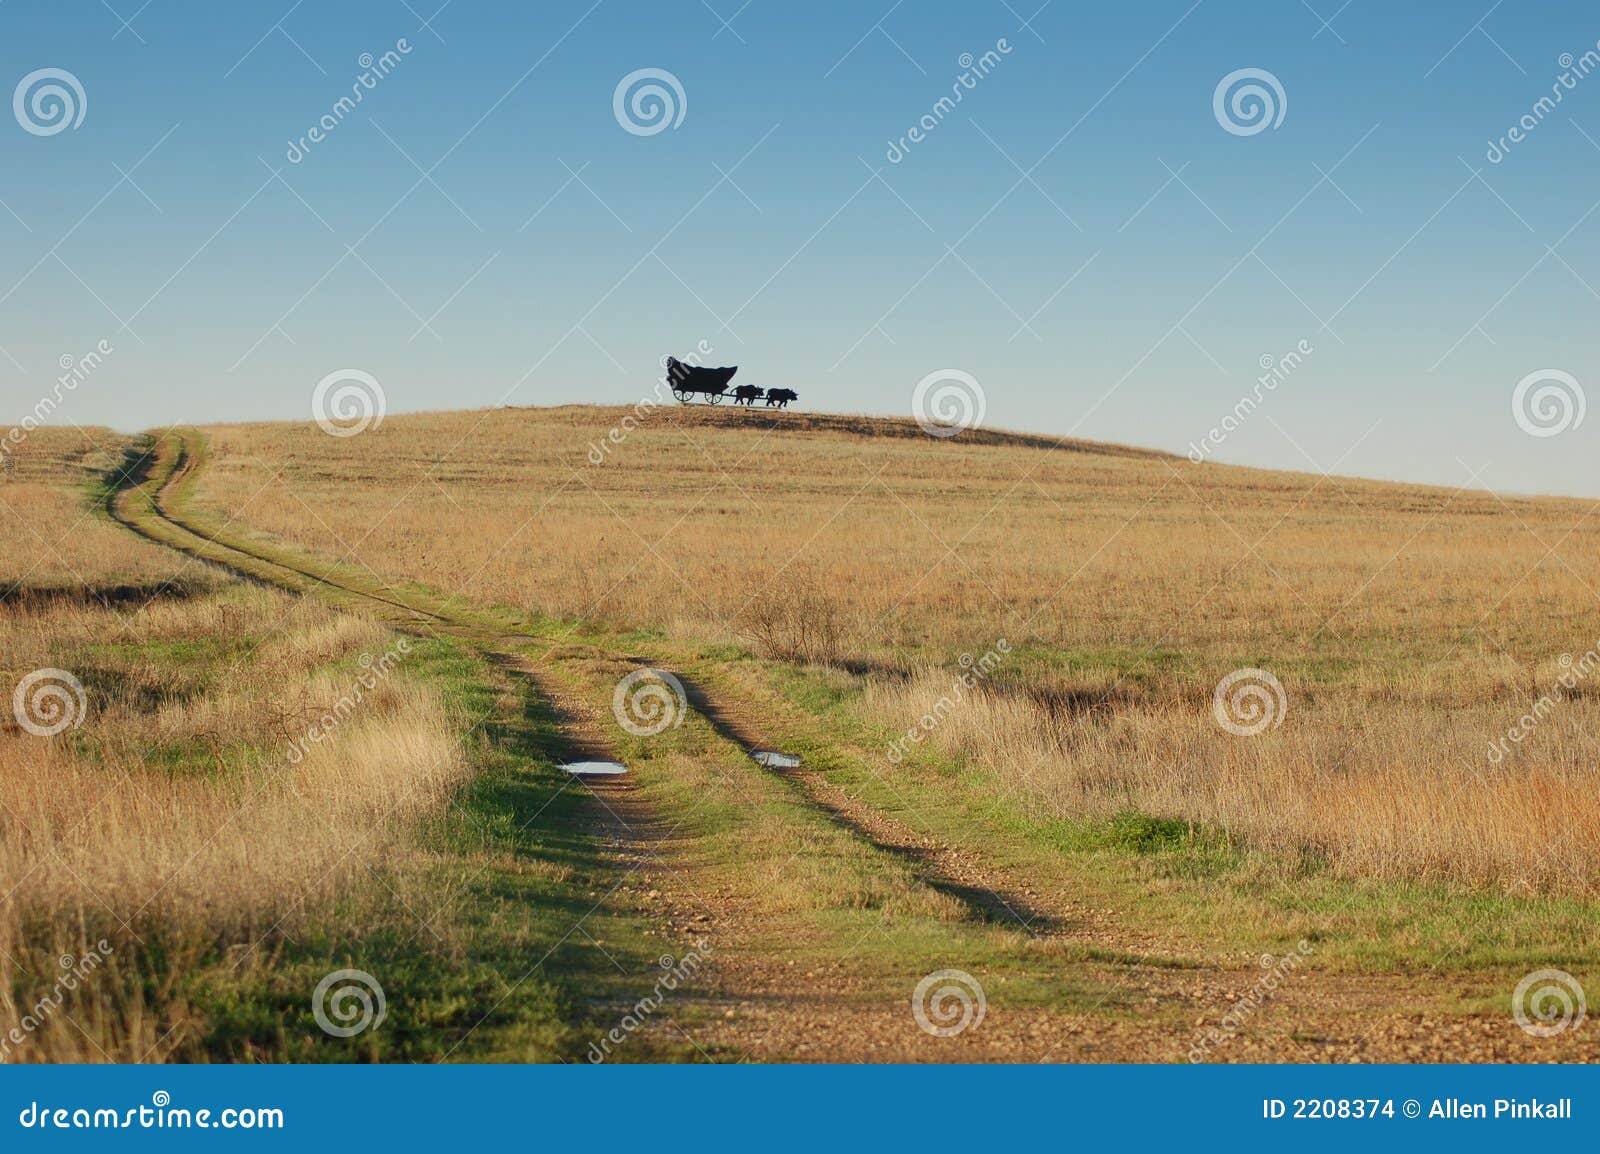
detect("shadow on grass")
(215, 644), (696, 1062)
(0, 579), (206, 612)
(672, 670), (1067, 936)
(81, 438), (709, 1061)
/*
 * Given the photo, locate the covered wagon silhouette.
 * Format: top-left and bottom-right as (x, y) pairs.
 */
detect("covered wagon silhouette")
(664, 356), (798, 409)
(665, 356), (737, 403)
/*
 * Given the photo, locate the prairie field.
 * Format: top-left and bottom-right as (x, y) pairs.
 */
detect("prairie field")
(0, 429), (677, 1061)
(199, 406), (1597, 664)
(5, 412), (1600, 1064)
(194, 405), (1600, 893)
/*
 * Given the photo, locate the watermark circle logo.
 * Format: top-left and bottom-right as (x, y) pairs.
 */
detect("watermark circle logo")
(312, 968), (387, 1037)
(912, 969), (986, 1037)
(613, 68), (686, 136)
(1212, 68), (1286, 137)
(612, 668), (688, 736)
(13, 68), (86, 136)
(1512, 968), (1586, 1037)
(912, 369), (985, 438)
(1211, 667), (1287, 736)
(13, 668), (87, 737)
(312, 369), (386, 437)
(1511, 369), (1585, 438)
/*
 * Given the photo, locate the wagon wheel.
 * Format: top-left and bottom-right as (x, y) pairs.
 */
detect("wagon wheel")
(708, 391), (724, 404)
(671, 386), (688, 403)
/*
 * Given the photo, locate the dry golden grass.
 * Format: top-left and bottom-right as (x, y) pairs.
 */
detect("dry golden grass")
(1, 427), (196, 591)
(185, 405), (1600, 894)
(1, 436), (469, 1058)
(865, 669), (1600, 891)
(0, 591), (462, 924)
(0, 583), (466, 1060)
(195, 405), (1600, 668)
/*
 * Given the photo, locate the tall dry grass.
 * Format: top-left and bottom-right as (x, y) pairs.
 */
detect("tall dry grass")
(1, 515), (466, 1059)
(1, 427), (194, 590)
(0, 593), (463, 929)
(864, 666), (1600, 892)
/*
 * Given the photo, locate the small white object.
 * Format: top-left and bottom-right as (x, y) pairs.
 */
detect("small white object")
(751, 750), (802, 770)
(560, 761), (628, 777)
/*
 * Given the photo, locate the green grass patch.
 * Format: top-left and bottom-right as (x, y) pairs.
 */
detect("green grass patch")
(184, 637), (703, 1062)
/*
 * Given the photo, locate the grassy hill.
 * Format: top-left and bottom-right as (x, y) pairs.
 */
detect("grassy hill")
(193, 403), (1600, 890)
(3, 412), (1598, 1063)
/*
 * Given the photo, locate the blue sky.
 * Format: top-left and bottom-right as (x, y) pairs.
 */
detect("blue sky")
(2, 0), (1598, 496)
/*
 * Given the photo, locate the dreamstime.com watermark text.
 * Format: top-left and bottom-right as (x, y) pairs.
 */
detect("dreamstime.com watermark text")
(285, 39), (414, 164)
(284, 640), (411, 764)
(1187, 941), (1314, 1061)
(0, 941), (113, 1062)
(1487, 643), (1599, 764)
(587, 341), (714, 466)
(2, 340), (113, 470)
(586, 941), (711, 1062)
(1188, 340), (1312, 463)
(1486, 45), (1600, 163)
(17, 1092), (283, 1131)
(887, 640), (1010, 764)
(886, 39), (1013, 164)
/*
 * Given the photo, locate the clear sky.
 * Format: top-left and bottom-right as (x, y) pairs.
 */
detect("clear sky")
(2, 0), (1597, 496)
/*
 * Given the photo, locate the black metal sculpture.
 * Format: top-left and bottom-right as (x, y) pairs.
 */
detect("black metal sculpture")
(665, 356), (737, 403)
(663, 357), (798, 409)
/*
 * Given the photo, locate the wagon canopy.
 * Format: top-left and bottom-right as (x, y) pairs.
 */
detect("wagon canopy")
(665, 356), (737, 393)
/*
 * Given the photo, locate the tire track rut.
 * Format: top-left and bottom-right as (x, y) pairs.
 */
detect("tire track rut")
(115, 430), (1066, 1058)
(108, 431), (755, 1050)
(676, 672), (1065, 935)
(121, 429), (1077, 947)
